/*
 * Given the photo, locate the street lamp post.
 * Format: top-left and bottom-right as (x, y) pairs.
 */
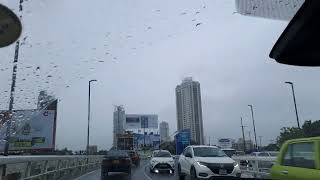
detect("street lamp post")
(240, 117), (246, 152)
(87, 80), (97, 155)
(248, 105), (258, 150)
(285, 82), (300, 128)
(4, 0), (24, 157)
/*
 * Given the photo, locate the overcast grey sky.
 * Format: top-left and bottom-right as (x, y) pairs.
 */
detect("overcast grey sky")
(1, 0), (320, 151)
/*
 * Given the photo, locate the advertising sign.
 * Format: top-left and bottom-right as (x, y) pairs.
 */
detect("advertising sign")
(175, 129), (191, 155)
(125, 116), (140, 129)
(0, 109), (56, 151)
(125, 114), (158, 129)
(133, 133), (160, 149)
(218, 138), (233, 149)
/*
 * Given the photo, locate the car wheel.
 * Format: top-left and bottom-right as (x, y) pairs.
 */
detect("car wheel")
(190, 167), (198, 180)
(178, 165), (185, 180)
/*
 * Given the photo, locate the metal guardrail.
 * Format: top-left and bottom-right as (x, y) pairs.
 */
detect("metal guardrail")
(0, 155), (103, 180)
(233, 156), (277, 179)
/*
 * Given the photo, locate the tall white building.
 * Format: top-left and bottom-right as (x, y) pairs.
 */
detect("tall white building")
(113, 106), (126, 147)
(176, 77), (204, 145)
(159, 121), (170, 142)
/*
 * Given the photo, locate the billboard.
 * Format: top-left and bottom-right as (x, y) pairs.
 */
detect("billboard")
(218, 138), (234, 149)
(0, 100), (57, 151)
(175, 129), (191, 155)
(125, 114), (158, 129)
(133, 133), (160, 149)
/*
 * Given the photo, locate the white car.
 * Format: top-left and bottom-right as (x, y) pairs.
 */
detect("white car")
(149, 150), (175, 174)
(250, 151), (279, 157)
(178, 145), (241, 180)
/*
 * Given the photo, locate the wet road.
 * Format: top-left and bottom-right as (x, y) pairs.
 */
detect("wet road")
(76, 160), (181, 180)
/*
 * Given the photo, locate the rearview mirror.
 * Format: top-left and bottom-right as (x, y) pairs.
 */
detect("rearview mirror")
(270, 0), (320, 66)
(0, 4), (22, 48)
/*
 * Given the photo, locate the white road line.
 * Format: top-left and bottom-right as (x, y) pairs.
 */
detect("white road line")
(74, 169), (99, 180)
(143, 164), (153, 180)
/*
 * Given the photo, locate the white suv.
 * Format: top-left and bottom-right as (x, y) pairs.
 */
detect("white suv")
(178, 145), (241, 180)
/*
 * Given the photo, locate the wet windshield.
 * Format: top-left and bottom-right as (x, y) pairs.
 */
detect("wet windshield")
(0, 0), (314, 179)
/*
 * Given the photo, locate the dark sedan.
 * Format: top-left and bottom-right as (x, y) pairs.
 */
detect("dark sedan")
(101, 150), (132, 180)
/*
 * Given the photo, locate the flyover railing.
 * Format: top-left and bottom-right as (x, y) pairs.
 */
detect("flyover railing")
(0, 155), (103, 180)
(233, 156), (277, 179)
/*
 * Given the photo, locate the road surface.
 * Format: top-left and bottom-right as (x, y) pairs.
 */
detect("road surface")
(76, 159), (251, 180)
(76, 159), (181, 180)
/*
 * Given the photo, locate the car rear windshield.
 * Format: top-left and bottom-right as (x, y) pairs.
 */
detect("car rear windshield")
(106, 150), (129, 157)
(193, 147), (227, 157)
(154, 151), (171, 157)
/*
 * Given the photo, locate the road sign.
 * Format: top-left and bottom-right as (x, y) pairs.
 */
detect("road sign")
(0, 4), (22, 48)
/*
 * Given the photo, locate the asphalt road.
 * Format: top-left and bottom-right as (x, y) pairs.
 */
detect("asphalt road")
(76, 160), (182, 180)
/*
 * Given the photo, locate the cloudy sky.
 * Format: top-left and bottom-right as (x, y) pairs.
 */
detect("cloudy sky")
(1, 0), (319, 151)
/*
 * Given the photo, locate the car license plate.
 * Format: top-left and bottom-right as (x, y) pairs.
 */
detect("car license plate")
(112, 160), (120, 164)
(219, 169), (227, 175)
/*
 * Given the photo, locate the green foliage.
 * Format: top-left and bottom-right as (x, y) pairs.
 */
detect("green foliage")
(276, 120), (320, 146)
(262, 143), (279, 151)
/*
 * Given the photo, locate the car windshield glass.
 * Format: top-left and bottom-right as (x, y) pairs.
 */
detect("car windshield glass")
(0, 0), (310, 179)
(193, 147), (227, 157)
(154, 151), (171, 157)
(106, 150), (128, 157)
(223, 150), (236, 157)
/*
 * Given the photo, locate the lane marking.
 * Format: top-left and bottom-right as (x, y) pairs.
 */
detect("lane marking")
(74, 169), (99, 180)
(143, 164), (153, 180)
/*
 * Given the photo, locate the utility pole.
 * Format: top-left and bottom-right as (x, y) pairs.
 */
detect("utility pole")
(248, 131), (252, 151)
(248, 105), (258, 150)
(209, 136), (211, 146)
(143, 120), (146, 154)
(259, 136), (263, 150)
(4, 0), (24, 157)
(240, 117), (246, 152)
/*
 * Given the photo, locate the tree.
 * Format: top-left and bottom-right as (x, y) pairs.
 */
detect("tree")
(262, 144), (279, 151)
(276, 120), (320, 146)
(302, 120), (320, 137)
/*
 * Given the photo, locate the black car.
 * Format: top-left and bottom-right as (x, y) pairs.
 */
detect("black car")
(101, 150), (132, 180)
